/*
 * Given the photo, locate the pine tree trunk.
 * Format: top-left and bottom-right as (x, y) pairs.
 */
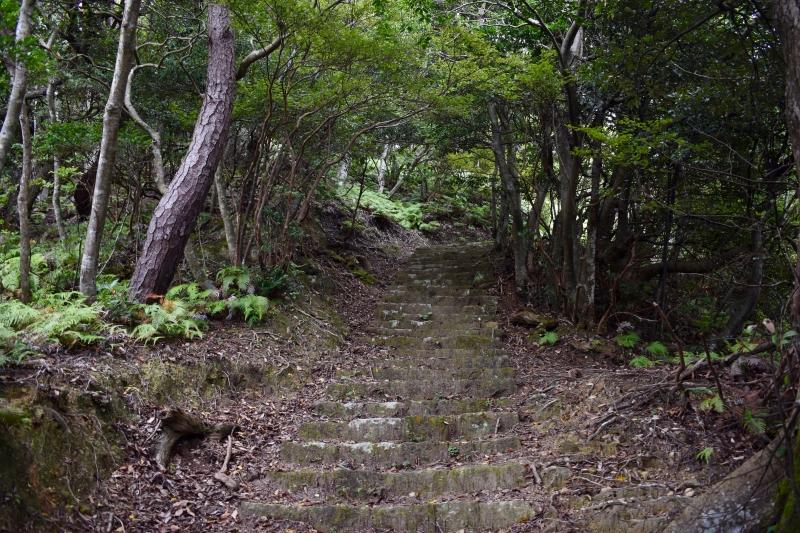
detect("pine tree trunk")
(125, 65), (207, 284)
(78, 0), (142, 296)
(0, 0), (34, 176)
(128, 3), (236, 301)
(17, 104), (32, 303)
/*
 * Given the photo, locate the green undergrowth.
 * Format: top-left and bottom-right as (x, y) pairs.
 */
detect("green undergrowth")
(345, 189), (440, 232)
(0, 254), (293, 361)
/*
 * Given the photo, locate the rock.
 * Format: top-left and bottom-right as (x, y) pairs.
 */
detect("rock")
(541, 466), (572, 490)
(510, 310), (540, 327)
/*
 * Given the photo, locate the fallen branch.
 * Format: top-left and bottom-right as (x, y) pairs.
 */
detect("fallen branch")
(213, 435), (238, 491)
(678, 340), (774, 381)
(587, 415), (618, 442)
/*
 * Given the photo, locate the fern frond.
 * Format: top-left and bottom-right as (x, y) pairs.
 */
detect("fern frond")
(0, 301), (39, 329)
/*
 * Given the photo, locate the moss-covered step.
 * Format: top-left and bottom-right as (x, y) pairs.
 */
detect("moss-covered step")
(314, 397), (514, 418)
(257, 462), (527, 502)
(393, 271), (493, 284)
(371, 313), (484, 329)
(382, 293), (499, 306)
(338, 366), (514, 382)
(298, 412), (519, 442)
(280, 436), (521, 467)
(383, 348), (507, 363)
(359, 334), (500, 350)
(364, 326), (494, 339)
(325, 377), (516, 401)
(242, 497), (535, 532)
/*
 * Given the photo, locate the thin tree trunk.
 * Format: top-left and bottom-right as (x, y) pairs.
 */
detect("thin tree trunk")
(581, 152), (601, 325)
(337, 155), (350, 187)
(214, 163), (237, 263)
(488, 103), (527, 291)
(490, 165), (498, 241)
(387, 146), (427, 199)
(777, 0), (800, 335)
(79, 0), (142, 296)
(128, 3), (236, 301)
(47, 79), (67, 242)
(376, 142), (389, 194)
(17, 104), (32, 303)
(0, 0), (35, 176)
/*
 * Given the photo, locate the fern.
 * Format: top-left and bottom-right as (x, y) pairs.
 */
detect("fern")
(217, 266), (250, 295)
(132, 300), (204, 343)
(646, 341), (668, 358)
(742, 409), (767, 435)
(229, 295), (269, 324)
(539, 331), (558, 345)
(696, 447), (714, 463)
(616, 331), (640, 348)
(629, 355), (654, 368)
(0, 301), (39, 329)
(699, 393), (726, 413)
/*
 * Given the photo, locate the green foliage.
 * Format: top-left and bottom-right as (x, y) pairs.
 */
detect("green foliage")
(229, 295), (269, 325)
(217, 266), (251, 296)
(448, 445), (459, 457)
(629, 355), (654, 368)
(646, 341), (668, 358)
(742, 409), (767, 435)
(348, 189), (434, 231)
(0, 292), (115, 354)
(132, 299), (204, 344)
(539, 331), (558, 345)
(616, 331), (640, 348)
(696, 447), (714, 464)
(699, 394), (726, 413)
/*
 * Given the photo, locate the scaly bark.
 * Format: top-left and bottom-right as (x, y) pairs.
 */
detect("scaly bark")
(128, 3), (236, 300)
(125, 65), (207, 284)
(78, 0), (142, 296)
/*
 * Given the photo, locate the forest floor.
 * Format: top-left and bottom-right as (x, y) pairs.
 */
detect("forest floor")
(1, 212), (771, 533)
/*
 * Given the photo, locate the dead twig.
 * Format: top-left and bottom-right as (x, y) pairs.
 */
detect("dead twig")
(213, 434), (239, 491)
(702, 333), (725, 406)
(587, 416), (618, 442)
(652, 302), (685, 384)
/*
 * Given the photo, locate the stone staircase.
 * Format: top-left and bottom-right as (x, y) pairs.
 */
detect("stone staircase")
(243, 243), (536, 532)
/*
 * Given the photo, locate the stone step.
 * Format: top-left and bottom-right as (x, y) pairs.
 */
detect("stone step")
(242, 499), (533, 533)
(338, 366), (514, 382)
(364, 326), (495, 339)
(394, 271), (492, 282)
(325, 377), (517, 401)
(382, 348), (507, 361)
(383, 285), (490, 304)
(403, 266), (491, 277)
(298, 412), (519, 442)
(257, 462), (527, 502)
(280, 436), (521, 467)
(375, 355), (510, 370)
(314, 398), (514, 418)
(373, 312), (485, 326)
(375, 303), (495, 317)
(360, 334), (500, 350)
(382, 293), (498, 305)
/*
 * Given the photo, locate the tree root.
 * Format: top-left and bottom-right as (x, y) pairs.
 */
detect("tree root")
(153, 408), (234, 469)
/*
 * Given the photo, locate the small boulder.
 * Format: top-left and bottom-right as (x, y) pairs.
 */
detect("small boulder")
(510, 310), (540, 327)
(541, 466), (573, 490)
